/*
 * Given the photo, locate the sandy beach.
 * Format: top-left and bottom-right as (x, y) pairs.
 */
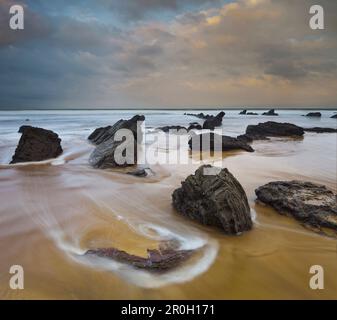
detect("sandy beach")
(0, 109), (336, 299)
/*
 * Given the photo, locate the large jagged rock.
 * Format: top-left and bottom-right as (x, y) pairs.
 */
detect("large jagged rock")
(245, 121), (304, 140)
(89, 115), (145, 169)
(304, 127), (337, 133)
(189, 133), (254, 152)
(256, 181), (337, 235)
(305, 112), (321, 117)
(202, 112), (225, 130)
(88, 115), (145, 145)
(263, 109), (278, 116)
(331, 114), (337, 119)
(85, 245), (194, 272)
(239, 109), (247, 115)
(10, 126), (63, 164)
(172, 165), (253, 234)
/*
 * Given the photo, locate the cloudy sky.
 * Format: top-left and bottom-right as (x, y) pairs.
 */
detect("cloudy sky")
(0, 0), (336, 109)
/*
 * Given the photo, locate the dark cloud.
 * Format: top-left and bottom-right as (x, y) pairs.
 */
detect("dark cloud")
(0, 0), (336, 109)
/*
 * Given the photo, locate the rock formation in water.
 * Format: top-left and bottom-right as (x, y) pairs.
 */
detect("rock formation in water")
(85, 245), (194, 272)
(255, 181), (337, 235)
(203, 112), (225, 130)
(330, 114), (337, 119)
(89, 115), (145, 169)
(172, 165), (253, 234)
(185, 112), (214, 120)
(304, 127), (337, 133)
(262, 109), (278, 116)
(241, 121), (304, 141)
(10, 126), (63, 164)
(239, 110), (258, 116)
(157, 125), (188, 133)
(189, 132), (254, 152)
(305, 112), (321, 117)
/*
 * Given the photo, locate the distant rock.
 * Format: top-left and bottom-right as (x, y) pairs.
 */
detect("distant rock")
(331, 114), (337, 119)
(89, 115), (145, 169)
(86, 245), (194, 272)
(157, 125), (188, 133)
(262, 109), (278, 116)
(239, 110), (258, 116)
(245, 121), (304, 140)
(185, 112), (213, 119)
(10, 126), (63, 164)
(202, 111), (225, 130)
(255, 181), (337, 235)
(172, 165), (253, 234)
(304, 127), (337, 133)
(189, 133), (254, 153)
(305, 112), (321, 117)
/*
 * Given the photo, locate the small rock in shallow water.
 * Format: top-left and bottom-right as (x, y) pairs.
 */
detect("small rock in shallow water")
(85, 246), (194, 272)
(255, 181), (337, 235)
(172, 165), (253, 234)
(305, 112), (321, 117)
(262, 109), (278, 116)
(127, 168), (154, 177)
(11, 126), (63, 164)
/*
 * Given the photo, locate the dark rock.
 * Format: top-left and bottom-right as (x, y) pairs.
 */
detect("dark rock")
(89, 115), (145, 169)
(202, 112), (225, 130)
(245, 121), (304, 139)
(127, 168), (154, 177)
(88, 115), (145, 145)
(172, 165), (253, 234)
(239, 110), (258, 116)
(255, 181), (337, 234)
(157, 125), (188, 133)
(331, 114), (337, 119)
(85, 246), (194, 272)
(262, 109), (278, 116)
(189, 133), (254, 152)
(304, 127), (337, 133)
(186, 112), (215, 120)
(237, 134), (270, 143)
(10, 126), (63, 164)
(187, 124), (202, 131)
(305, 112), (321, 117)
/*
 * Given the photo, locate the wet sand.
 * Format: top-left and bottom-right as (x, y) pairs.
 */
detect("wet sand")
(0, 111), (336, 299)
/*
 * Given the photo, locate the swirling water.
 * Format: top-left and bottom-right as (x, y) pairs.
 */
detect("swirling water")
(0, 109), (336, 299)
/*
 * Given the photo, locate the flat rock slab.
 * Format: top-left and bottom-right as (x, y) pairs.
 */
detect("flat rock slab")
(304, 127), (337, 133)
(245, 121), (304, 139)
(172, 165), (253, 234)
(256, 181), (337, 235)
(85, 247), (194, 272)
(11, 126), (63, 164)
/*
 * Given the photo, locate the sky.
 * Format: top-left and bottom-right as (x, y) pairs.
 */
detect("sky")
(0, 0), (336, 109)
